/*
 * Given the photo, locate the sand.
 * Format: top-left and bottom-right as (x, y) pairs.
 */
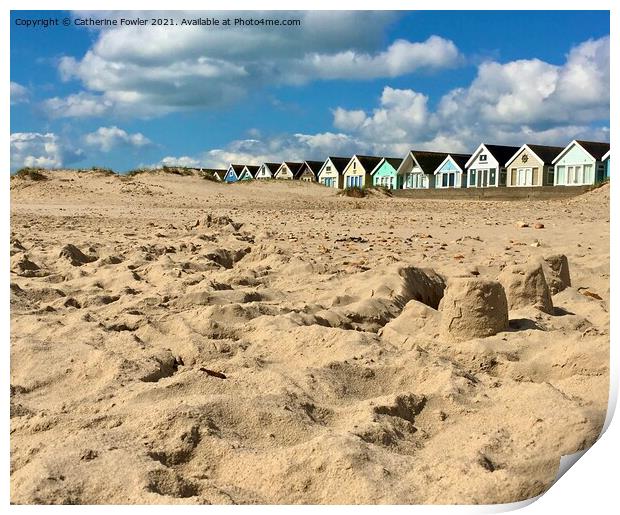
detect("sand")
(10, 170), (610, 504)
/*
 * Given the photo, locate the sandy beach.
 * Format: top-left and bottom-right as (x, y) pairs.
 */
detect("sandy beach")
(10, 170), (609, 504)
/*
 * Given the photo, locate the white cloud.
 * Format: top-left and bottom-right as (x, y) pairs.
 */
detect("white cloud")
(43, 92), (113, 118)
(333, 108), (366, 131)
(10, 82), (28, 105)
(330, 86), (430, 152)
(436, 36), (610, 129)
(71, 10), (396, 62)
(367, 88), (428, 141)
(84, 126), (151, 151)
(159, 156), (200, 168)
(156, 131), (364, 169)
(293, 132), (358, 154)
(552, 36), (610, 113)
(330, 37), (609, 154)
(46, 11), (459, 117)
(297, 36), (460, 82)
(10, 132), (84, 171)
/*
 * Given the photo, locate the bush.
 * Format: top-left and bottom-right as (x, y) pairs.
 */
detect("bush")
(340, 186), (367, 198)
(125, 167), (155, 177)
(14, 167), (48, 181)
(89, 166), (116, 175)
(202, 172), (220, 182)
(162, 166), (194, 176)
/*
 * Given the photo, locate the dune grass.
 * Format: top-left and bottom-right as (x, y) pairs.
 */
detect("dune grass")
(340, 186), (367, 198)
(201, 171), (221, 182)
(85, 166), (116, 176)
(14, 167), (48, 181)
(162, 166), (194, 176)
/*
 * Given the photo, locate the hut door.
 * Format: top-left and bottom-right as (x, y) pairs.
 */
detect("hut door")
(517, 168), (532, 186)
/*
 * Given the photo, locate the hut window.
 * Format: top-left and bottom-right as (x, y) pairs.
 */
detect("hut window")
(479, 154), (487, 162)
(556, 165), (566, 184)
(326, 166), (331, 171)
(489, 168), (496, 185)
(469, 170), (476, 185)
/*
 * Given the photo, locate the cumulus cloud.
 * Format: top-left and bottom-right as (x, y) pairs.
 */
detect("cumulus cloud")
(10, 132), (83, 171)
(297, 36), (460, 82)
(436, 36), (610, 129)
(10, 82), (28, 105)
(351, 87), (429, 143)
(331, 37), (609, 153)
(155, 131), (364, 170)
(84, 126), (151, 151)
(43, 92), (114, 118)
(71, 10), (396, 61)
(333, 108), (367, 131)
(204, 132), (364, 168)
(159, 156), (201, 168)
(46, 11), (459, 117)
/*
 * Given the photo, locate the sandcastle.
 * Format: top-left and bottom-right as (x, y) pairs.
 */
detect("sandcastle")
(439, 278), (509, 341)
(498, 261), (554, 314)
(541, 254), (571, 295)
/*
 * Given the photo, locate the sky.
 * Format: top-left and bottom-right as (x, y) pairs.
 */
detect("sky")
(10, 10), (610, 172)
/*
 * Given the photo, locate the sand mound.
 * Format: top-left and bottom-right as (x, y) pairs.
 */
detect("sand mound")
(315, 265), (446, 331)
(11, 254), (44, 277)
(11, 238), (26, 255)
(379, 300), (439, 345)
(59, 244), (98, 266)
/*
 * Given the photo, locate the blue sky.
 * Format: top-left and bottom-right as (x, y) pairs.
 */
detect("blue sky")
(10, 10), (610, 172)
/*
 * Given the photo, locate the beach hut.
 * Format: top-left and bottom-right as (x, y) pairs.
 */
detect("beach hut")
(274, 162), (303, 180)
(256, 162), (280, 179)
(602, 150), (610, 179)
(396, 150), (449, 189)
(552, 140), (610, 186)
(317, 157), (349, 188)
(203, 169), (226, 181)
(342, 155), (382, 188)
(238, 165), (259, 181)
(433, 154), (472, 188)
(370, 157), (403, 189)
(224, 164), (245, 183)
(295, 161), (323, 182)
(464, 144), (519, 188)
(505, 144), (563, 187)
